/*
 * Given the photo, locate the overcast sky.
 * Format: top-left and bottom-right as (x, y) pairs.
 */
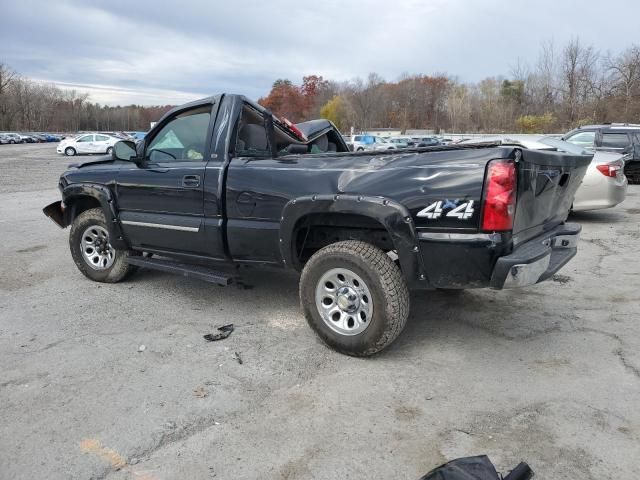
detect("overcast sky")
(2, 0), (638, 105)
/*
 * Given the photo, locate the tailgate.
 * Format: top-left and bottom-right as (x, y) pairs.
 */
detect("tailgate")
(511, 149), (591, 246)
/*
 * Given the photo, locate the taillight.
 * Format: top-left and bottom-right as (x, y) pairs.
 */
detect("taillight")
(481, 159), (517, 232)
(596, 163), (622, 178)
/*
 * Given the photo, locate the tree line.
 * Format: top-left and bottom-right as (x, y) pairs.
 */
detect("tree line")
(1, 37), (639, 134)
(0, 64), (172, 132)
(260, 38), (640, 134)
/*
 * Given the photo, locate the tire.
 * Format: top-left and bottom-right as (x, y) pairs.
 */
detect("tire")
(65, 147), (76, 156)
(356, 147), (364, 151)
(299, 240), (410, 356)
(69, 208), (135, 283)
(106, 146), (113, 155)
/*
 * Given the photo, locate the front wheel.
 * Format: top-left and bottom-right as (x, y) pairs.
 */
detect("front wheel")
(69, 208), (135, 283)
(65, 147), (76, 156)
(299, 240), (410, 356)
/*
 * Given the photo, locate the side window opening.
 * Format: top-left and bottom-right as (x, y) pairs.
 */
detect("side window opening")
(600, 132), (631, 149)
(146, 106), (211, 163)
(235, 105), (270, 157)
(234, 104), (308, 157)
(233, 103), (348, 158)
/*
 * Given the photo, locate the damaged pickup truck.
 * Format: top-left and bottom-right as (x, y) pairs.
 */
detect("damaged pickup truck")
(44, 94), (592, 356)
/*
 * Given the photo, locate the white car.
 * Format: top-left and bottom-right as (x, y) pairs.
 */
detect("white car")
(350, 135), (397, 151)
(57, 134), (120, 156)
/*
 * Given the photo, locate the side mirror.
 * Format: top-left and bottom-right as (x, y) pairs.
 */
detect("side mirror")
(112, 140), (140, 163)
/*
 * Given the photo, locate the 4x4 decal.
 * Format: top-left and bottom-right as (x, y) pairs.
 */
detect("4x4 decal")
(417, 200), (475, 220)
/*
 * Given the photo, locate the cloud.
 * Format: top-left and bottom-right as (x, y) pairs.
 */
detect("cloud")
(2, 0), (639, 105)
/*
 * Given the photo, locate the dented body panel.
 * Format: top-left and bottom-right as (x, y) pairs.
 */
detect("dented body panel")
(44, 93), (591, 290)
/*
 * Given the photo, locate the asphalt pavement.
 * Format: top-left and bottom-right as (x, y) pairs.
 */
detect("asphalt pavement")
(1, 143), (638, 479)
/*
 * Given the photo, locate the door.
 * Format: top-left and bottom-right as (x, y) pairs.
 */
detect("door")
(116, 104), (225, 259)
(94, 134), (111, 153)
(75, 134), (95, 153)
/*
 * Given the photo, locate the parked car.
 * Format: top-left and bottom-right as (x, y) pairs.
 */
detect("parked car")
(387, 137), (409, 148)
(351, 135), (397, 151)
(44, 94), (590, 356)
(126, 131), (147, 141)
(19, 134), (37, 143)
(56, 134), (120, 156)
(0, 133), (11, 144)
(3, 133), (22, 143)
(461, 135), (627, 212)
(37, 133), (60, 142)
(413, 136), (441, 147)
(562, 123), (640, 183)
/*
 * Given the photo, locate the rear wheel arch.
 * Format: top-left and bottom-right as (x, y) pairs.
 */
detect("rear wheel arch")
(291, 212), (393, 266)
(279, 195), (428, 286)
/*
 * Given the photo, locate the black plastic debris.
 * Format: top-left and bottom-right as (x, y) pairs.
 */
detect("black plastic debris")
(203, 324), (234, 342)
(234, 352), (243, 364)
(418, 456), (533, 480)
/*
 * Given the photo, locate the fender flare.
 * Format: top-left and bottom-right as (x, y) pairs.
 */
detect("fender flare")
(62, 183), (128, 250)
(279, 194), (428, 286)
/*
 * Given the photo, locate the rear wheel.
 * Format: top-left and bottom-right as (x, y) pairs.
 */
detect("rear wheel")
(299, 240), (410, 356)
(106, 146), (114, 155)
(69, 208), (135, 283)
(65, 147), (76, 156)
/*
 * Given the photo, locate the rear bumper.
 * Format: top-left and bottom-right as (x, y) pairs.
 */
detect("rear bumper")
(490, 223), (581, 289)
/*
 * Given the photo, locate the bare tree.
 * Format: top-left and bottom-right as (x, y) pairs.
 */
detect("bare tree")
(606, 45), (640, 120)
(560, 37), (599, 125)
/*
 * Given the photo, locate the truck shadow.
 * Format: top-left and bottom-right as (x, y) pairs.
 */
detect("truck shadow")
(569, 210), (627, 224)
(128, 266), (569, 358)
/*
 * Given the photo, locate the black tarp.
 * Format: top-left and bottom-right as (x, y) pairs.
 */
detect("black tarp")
(418, 456), (533, 480)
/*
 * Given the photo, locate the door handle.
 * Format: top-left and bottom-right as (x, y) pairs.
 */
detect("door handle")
(182, 175), (201, 187)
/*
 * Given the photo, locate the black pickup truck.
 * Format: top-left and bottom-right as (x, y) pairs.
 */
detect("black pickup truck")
(44, 94), (591, 356)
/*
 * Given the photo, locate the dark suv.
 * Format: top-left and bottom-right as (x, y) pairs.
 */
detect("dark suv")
(563, 124), (640, 183)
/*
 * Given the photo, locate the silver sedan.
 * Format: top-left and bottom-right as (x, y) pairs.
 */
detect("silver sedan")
(571, 149), (627, 211)
(537, 136), (627, 212)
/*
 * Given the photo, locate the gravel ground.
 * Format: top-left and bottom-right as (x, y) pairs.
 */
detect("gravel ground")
(1, 143), (639, 480)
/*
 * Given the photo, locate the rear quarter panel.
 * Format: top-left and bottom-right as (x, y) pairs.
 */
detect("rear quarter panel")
(224, 147), (512, 263)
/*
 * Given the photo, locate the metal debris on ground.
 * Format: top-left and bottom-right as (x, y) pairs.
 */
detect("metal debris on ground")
(193, 386), (208, 398)
(203, 324), (234, 342)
